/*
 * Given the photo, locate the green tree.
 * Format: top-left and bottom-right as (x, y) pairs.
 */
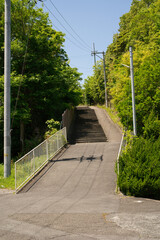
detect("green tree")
(84, 61), (105, 105)
(0, 0), (82, 160)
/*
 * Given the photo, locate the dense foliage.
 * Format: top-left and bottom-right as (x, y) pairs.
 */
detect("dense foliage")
(118, 109), (160, 199)
(0, 0), (82, 161)
(119, 136), (160, 199)
(85, 0), (160, 133)
(84, 0), (160, 199)
(84, 64), (105, 105)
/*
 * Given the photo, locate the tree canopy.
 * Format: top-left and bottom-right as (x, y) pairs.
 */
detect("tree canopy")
(84, 0), (160, 135)
(0, 0), (82, 160)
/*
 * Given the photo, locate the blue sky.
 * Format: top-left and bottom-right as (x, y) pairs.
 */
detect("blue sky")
(38, 0), (133, 83)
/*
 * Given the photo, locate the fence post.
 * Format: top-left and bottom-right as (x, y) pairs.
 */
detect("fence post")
(46, 139), (49, 161)
(64, 127), (67, 142)
(15, 162), (16, 191)
(33, 150), (35, 175)
(57, 133), (59, 150)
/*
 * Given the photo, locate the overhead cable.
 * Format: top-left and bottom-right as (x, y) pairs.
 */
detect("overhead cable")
(44, 3), (90, 53)
(49, 0), (91, 51)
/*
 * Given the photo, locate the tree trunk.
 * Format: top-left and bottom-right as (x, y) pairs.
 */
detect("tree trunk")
(20, 121), (24, 152)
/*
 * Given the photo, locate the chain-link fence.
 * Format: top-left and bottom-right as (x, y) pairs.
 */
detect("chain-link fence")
(15, 127), (67, 192)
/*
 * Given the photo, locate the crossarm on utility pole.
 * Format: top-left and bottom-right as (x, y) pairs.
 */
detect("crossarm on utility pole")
(91, 44), (108, 108)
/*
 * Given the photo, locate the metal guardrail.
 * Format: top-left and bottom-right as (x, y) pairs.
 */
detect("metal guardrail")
(15, 127), (67, 192)
(117, 131), (135, 176)
(117, 132), (125, 175)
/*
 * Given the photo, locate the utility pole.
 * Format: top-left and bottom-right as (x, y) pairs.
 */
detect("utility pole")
(93, 43), (96, 66)
(4, 0), (11, 177)
(102, 51), (107, 108)
(91, 47), (107, 108)
(129, 46), (137, 135)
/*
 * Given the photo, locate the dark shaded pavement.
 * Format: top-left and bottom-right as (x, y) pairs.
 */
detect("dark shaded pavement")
(71, 107), (107, 143)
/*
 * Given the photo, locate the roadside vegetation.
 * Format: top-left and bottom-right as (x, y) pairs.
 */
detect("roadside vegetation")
(98, 105), (123, 130)
(84, 0), (160, 199)
(0, 164), (15, 190)
(118, 136), (160, 200)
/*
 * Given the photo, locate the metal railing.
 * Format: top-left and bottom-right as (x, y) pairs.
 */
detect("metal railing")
(117, 133), (125, 176)
(15, 127), (67, 191)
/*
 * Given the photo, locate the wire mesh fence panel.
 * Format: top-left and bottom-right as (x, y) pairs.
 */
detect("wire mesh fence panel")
(59, 127), (67, 147)
(34, 141), (47, 170)
(58, 131), (65, 148)
(15, 151), (34, 190)
(15, 128), (67, 191)
(48, 135), (57, 159)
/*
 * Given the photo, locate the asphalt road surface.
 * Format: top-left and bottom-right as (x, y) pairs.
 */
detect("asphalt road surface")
(0, 106), (159, 240)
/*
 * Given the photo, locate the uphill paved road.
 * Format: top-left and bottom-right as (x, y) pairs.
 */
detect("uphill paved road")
(0, 106), (160, 240)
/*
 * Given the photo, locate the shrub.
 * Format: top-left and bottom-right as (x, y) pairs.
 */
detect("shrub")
(118, 136), (160, 199)
(44, 119), (60, 139)
(143, 111), (160, 140)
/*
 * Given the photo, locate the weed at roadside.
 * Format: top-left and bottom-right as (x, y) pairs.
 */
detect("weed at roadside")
(0, 164), (15, 190)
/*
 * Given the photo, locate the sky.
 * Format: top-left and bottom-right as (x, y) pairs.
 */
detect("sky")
(37, 0), (133, 84)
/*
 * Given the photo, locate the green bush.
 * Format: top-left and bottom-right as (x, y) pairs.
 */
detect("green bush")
(143, 111), (160, 140)
(118, 136), (160, 199)
(44, 119), (60, 139)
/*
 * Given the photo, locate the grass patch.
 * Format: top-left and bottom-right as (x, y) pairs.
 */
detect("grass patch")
(0, 164), (15, 190)
(98, 105), (124, 130)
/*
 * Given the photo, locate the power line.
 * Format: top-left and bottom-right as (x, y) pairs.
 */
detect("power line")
(49, 0), (91, 51)
(41, 5), (87, 52)
(43, 3), (90, 53)
(69, 54), (90, 58)
(44, 4), (90, 53)
(65, 36), (91, 53)
(44, 3), (90, 52)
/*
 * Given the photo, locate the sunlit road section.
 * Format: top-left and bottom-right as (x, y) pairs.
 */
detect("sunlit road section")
(0, 107), (160, 240)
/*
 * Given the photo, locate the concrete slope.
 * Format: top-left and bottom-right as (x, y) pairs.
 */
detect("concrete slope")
(0, 107), (160, 240)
